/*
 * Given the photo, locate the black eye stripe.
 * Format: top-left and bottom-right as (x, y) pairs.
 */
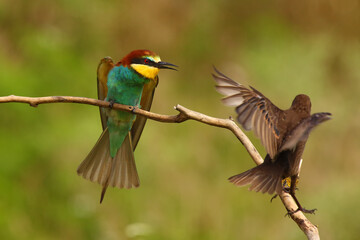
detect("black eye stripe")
(131, 58), (157, 67)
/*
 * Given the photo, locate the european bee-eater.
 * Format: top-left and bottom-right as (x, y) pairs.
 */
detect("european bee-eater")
(77, 50), (177, 203)
(213, 68), (331, 214)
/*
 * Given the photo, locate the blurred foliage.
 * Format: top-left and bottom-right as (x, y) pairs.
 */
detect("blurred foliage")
(0, 0), (359, 239)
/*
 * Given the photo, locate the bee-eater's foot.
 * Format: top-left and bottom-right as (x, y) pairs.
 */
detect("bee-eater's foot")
(270, 194), (278, 202)
(109, 100), (115, 109)
(285, 207), (317, 217)
(131, 106), (137, 113)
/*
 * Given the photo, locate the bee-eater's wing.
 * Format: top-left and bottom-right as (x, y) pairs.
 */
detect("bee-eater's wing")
(131, 75), (159, 150)
(97, 57), (114, 130)
(212, 68), (284, 159)
(77, 129), (140, 203)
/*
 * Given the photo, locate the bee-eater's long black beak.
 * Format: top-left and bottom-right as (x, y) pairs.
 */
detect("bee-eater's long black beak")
(157, 61), (178, 71)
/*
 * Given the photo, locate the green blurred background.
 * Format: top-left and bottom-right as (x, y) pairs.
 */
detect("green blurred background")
(0, 0), (359, 239)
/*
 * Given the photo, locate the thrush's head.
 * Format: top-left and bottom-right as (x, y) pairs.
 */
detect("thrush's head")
(119, 49), (177, 80)
(290, 94), (311, 114)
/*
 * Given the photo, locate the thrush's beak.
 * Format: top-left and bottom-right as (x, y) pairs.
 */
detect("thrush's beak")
(312, 112), (332, 125)
(320, 112), (332, 122)
(157, 61), (178, 71)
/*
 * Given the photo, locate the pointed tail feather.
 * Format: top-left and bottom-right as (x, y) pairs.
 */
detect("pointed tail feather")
(77, 129), (140, 203)
(107, 133), (139, 189)
(77, 129), (112, 186)
(229, 160), (284, 195)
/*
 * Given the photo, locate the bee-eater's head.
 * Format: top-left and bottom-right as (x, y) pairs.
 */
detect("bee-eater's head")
(120, 49), (177, 80)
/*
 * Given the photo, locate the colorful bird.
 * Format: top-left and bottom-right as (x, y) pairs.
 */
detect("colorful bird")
(77, 50), (177, 203)
(213, 68), (331, 214)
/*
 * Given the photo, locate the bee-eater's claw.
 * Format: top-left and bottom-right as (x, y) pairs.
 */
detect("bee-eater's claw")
(131, 106), (137, 113)
(109, 100), (115, 109)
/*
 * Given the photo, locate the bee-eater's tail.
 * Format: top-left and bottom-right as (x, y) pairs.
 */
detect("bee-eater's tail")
(77, 128), (139, 203)
(228, 157), (285, 195)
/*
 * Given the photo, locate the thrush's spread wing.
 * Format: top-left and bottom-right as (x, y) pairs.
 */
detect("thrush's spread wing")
(97, 57), (115, 130)
(213, 68), (283, 159)
(131, 75), (158, 150)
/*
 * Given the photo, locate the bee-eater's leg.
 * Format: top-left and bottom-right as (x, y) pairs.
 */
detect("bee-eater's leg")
(109, 99), (115, 109)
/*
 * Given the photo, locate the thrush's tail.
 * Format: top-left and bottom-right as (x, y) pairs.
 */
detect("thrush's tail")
(77, 128), (139, 203)
(229, 157), (285, 195)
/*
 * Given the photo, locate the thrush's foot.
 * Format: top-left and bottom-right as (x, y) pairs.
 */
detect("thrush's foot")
(285, 207), (317, 217)
(301, 207), (317, 214)
(282, 181), (298, 192)
(283, 187), (290, 193)
(270, 194), (278, 202)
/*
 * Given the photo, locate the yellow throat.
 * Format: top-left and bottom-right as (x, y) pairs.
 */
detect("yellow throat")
(130, 56), (161, 80)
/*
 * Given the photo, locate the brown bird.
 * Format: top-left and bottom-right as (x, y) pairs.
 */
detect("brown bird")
(212, 68), (331, 214)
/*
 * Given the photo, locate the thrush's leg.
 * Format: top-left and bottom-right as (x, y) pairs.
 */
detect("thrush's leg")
(287, 175), (317, 215)
(270, 177), (291, 202)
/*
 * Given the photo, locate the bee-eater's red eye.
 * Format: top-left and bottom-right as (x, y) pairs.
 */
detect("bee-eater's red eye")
(144, 59), (149, 64)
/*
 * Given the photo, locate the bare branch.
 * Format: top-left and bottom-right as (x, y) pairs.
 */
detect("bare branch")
(0, 95), (319, 239)
(0, 95), (263, 164)
(174, 105), (263, 165)
(280, 192), (320, 240)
